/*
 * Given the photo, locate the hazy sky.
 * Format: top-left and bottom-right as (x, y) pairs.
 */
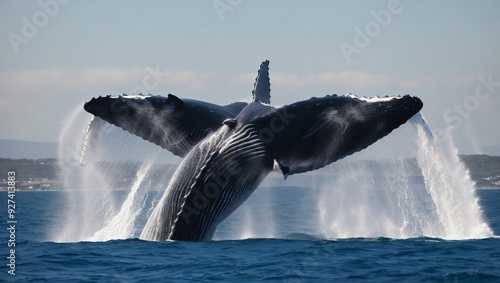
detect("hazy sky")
(1, 0), (499, 154)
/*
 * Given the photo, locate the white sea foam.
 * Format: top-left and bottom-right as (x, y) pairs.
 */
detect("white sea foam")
(317, 113), (493, 240)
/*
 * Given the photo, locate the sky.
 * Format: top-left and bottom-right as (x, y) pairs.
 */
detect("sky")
(0, 0), (499, 154)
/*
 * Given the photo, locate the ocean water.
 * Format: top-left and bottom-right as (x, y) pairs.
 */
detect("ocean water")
(1, 188), (499, 282)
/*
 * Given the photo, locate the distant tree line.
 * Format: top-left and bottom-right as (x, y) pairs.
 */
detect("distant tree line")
(0, 155), (499, 187)
(0, 158), (57, 180)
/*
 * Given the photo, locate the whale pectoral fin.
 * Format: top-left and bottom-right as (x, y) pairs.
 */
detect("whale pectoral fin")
(267, 95), (423, 175)
(83, 94), (241, 157)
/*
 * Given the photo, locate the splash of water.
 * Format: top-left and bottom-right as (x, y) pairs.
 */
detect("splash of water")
(54, 108), (178, 242)
(88, 158), (155, 241)
(55, 109), (116, 241)
(413, 115), (493, 239)
(318, 114), (493, 240)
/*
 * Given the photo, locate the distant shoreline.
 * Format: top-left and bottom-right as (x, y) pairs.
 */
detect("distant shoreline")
(1, 155), (500, 190)
(1, 187), (499, 193)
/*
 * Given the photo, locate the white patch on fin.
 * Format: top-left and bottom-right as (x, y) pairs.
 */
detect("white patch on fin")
(344, 93), (404, 103)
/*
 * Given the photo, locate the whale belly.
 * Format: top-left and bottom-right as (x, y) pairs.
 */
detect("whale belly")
(141, 125), (271, 241)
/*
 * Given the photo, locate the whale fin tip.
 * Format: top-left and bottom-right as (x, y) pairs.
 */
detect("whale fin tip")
(273, 159), (290, 180)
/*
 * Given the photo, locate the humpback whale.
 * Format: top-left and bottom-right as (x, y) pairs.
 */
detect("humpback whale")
(83, 60), (423, 241)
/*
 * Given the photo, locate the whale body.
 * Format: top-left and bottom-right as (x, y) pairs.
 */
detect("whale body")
(83, 61), (423, 241)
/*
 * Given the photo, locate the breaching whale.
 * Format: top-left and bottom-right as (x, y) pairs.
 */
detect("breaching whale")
(83, 60), (423, 241)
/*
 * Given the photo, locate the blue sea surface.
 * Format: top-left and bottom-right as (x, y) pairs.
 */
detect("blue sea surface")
(1, 188), (500, 282)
